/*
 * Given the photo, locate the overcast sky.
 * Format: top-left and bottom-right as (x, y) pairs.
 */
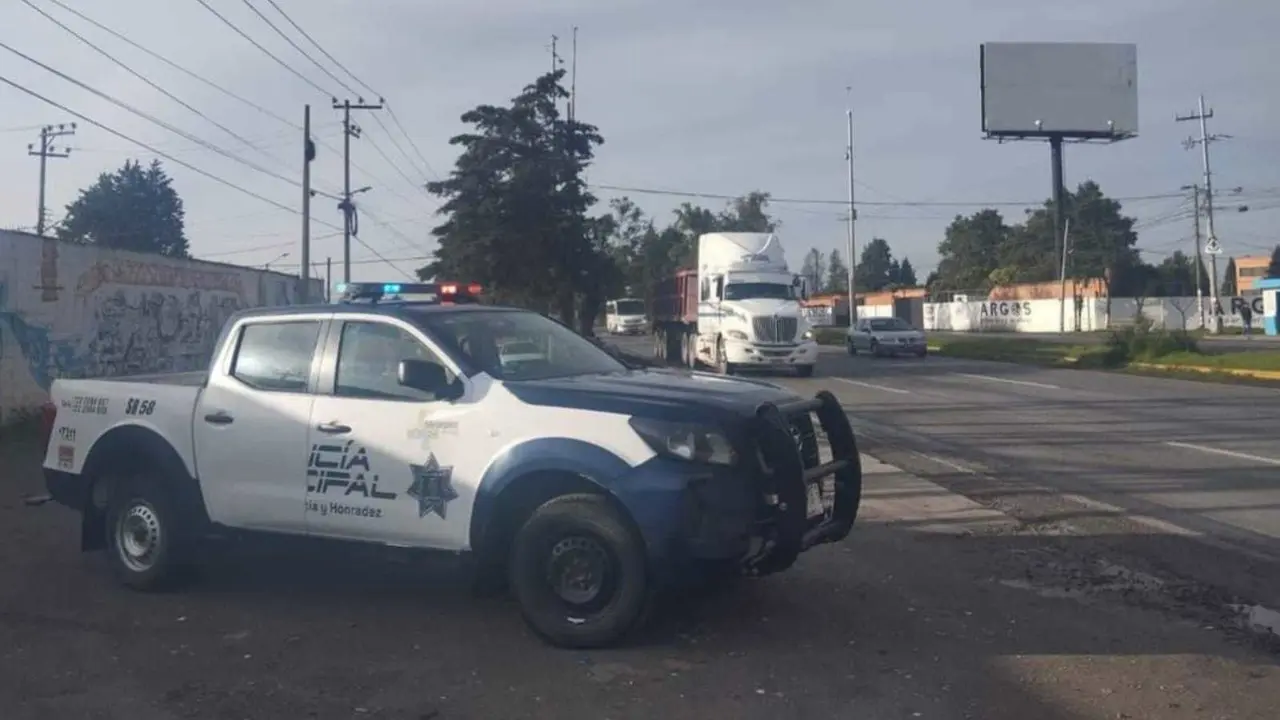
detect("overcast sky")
(2, 0), (1278, 285)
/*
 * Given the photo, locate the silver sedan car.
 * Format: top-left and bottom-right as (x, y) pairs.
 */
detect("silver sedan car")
(846, 317), (928, 358)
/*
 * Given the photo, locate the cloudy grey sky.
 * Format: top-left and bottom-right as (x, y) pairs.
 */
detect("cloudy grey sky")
(2, 0), (1278, 284)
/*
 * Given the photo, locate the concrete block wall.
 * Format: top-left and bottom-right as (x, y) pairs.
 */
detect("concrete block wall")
(0, 230), (322, 422)
(922, 296), (1265, 333)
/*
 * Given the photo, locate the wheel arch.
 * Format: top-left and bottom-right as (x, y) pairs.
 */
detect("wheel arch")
(79, 424), (211, 551)
(469, 438), (643, 566)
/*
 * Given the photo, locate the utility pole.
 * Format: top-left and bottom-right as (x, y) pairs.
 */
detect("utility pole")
(300, 105), (315, 303)
(326, 257), (332, 301)
(1176, 95), (1228, 333)
(844, 94), (858, 326)
(569, 26), (578, 122)
(333, 97), (384, 283)
(1181, 184), (1206, 328)
(27, 123), (76, 236)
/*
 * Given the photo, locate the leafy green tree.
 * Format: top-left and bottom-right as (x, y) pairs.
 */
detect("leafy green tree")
(1220, 257), (1237, 296)
(826, 249), (848, 292)
(421, 70), (603, 329)
(717, 191), (778, 233)
(1154, 251), (1208, 297)
(856, 237), (894, 292)
(934, 209), (1008, 292)
(57, 159), (188, 257)
(895, 257), (918, 286)
(1268, 245), (1280, 279)
(1013, 181), (1140, 295)
(799, 248), (825, 293)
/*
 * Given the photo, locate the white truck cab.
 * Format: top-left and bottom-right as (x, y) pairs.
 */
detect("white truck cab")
(605, 298), (647, 335)
(38, 281), (860, 649)
(696, 233), (819, 376)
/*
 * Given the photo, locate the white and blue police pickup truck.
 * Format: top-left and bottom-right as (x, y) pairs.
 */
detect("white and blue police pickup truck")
(39, 281), (861, 648)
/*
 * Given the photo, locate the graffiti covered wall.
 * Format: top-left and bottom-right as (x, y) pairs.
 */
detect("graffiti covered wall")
(0, 230), (322, 422)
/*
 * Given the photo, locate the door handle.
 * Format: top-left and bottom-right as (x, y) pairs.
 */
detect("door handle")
(203, 411), (234, 425)
(316, 422), (352, 435)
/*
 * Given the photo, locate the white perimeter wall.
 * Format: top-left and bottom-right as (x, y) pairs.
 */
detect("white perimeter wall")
(920, 296), (1265, 333)
(0, 230), (322, 422)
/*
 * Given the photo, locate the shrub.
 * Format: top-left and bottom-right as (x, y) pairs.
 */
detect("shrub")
(1106, 317), (1199, 362)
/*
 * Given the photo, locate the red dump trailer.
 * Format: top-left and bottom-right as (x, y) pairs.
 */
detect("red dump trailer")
(650, 268), (699, 367)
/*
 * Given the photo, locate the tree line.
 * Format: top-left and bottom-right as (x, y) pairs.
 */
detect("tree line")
(925, 180), (1280, 301)
(32, 66), (1280, 324)
(797, 239), (917, 296)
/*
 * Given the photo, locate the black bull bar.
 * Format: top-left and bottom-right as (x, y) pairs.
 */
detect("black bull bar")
(742, 390), (861, 576)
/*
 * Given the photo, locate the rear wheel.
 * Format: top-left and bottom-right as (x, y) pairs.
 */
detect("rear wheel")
(104, 473), (192, 591)
(509, 494), (651, 649)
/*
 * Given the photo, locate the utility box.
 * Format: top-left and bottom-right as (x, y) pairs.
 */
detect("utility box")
(1257, 277), (1280, 337)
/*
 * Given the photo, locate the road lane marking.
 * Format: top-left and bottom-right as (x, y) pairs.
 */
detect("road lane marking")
(910, 451), (974, 474)
(835, 378), (912, 395)
(953, 372), (1061, 390)
(1164, 441), (1280, 467)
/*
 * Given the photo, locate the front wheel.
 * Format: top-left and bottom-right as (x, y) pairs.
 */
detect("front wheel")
(509, 494), (651, 649)
(104, 474), (192, 591)
(795, 364), (815, 377)
(846, 339), (857, 356)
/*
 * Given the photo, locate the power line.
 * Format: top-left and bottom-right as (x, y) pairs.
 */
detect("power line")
(0, 40), (336, 199)
(0, 72), (410, 278)
(42, 0), (296, 129)
(588, 183), (1188, 208)
(262, 0), (377, 95)
(251, 0), (439, 182)
(37, 0), (402, 205)
(193, 0), (330, 96)
(20, 0), (276, 160)
(239, 0), (359, 96)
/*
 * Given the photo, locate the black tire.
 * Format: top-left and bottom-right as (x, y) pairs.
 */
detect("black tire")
(103, 473), (192, 591)
(509, 493), (650, 649)
(916, 348), (928, 358)
(795, 364), (815, 377)
(869, 340), (881, 357)
(846, 339), (857, 356)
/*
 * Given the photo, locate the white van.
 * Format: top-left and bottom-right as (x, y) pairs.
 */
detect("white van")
(605, 298), (647, 335)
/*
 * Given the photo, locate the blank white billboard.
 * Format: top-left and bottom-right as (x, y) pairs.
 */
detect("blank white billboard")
(981, 42), (1138, 139)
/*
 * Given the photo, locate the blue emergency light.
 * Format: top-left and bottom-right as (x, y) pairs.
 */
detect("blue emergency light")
(333, 281), (483, 304)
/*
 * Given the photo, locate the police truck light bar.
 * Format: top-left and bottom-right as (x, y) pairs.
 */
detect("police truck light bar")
(334, 281), (483, 304)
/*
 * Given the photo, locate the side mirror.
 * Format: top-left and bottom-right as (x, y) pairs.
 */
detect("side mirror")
(398, 359), (457, 398)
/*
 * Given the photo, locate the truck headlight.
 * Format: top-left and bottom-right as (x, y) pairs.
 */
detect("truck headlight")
(802, 329), (814, 340)
(628, 417), (736, 466)
(726, 329), (748, 341)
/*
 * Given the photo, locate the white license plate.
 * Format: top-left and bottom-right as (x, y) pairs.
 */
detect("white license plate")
(806, 483), (824, 518)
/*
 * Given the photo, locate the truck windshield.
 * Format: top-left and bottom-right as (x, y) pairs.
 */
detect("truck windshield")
(613, 300), (645, 315)
(724, 282), (792, 301)
(413, 309), (626, 381)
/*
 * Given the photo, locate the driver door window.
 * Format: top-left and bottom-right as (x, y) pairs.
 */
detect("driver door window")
(335, 321), (450, 402)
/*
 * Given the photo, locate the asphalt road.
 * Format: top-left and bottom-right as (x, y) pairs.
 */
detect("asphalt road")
(5, 342), (1280, 719)
(927, 330), (1279, 353)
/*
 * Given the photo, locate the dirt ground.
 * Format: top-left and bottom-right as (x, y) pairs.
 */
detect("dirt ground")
(3, 425), (1280, 720)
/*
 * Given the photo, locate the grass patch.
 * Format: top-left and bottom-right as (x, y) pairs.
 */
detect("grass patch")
(931, 320), (1280, 383)
(812, 327), (846, 346)
(929, 336), (1107, 368)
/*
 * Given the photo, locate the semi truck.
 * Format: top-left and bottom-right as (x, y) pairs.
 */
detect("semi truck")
(651, 232), (819, 376)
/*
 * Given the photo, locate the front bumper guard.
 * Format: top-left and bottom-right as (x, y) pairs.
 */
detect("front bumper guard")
(741, 390), (861, 576)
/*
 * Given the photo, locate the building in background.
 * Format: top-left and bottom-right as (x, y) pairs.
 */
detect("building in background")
(1235, 255), (1271, 295)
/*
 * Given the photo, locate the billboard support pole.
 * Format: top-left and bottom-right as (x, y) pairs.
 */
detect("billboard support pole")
(1051, 135), (1067, 332)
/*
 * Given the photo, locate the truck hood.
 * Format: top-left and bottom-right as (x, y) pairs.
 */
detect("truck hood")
(722, 298), (802, 319)
(501, 368), (798, 424)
